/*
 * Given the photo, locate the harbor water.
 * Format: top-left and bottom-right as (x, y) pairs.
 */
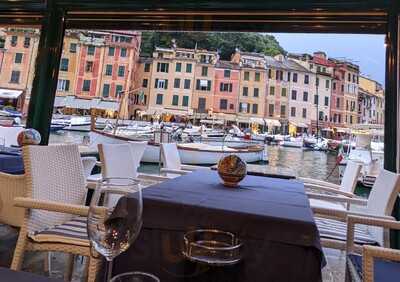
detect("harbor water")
(49, 130), (342, 184)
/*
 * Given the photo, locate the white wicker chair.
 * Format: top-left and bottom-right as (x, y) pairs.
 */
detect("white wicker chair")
(160, 143), (207, 177)
(0, 172), (25, 227)
(346, 215), (400, 282)
(11, 144), (101, 282)
(97, 142), (171, 186)
(310, 169), (400, 250)
(302, 161), (362, 210)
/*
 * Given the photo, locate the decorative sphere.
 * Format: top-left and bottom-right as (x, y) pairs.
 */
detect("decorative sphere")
(217, 155), (247, 187)
(17, 128), (41, 146)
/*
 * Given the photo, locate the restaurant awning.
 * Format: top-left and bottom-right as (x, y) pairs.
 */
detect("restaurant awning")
(0, 89), (23, 99)
(53, 96), (67, 107)
(290, 122), (308, 128)
(265, 118), (281, 127)
(334, 127), (351, 133)
(93, 100), (119, 111)
(249, 117), (265, 125)
(200, 119), (224, 125)
(322, 128), (333, 132)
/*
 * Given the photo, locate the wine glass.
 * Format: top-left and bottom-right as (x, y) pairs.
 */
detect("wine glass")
(110, 272), (160, 282)
(87, 178), (143, 281)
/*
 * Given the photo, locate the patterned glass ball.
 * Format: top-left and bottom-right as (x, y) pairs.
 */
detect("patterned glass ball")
(217, 154), (247, 187)
(17, 128), (41, 146)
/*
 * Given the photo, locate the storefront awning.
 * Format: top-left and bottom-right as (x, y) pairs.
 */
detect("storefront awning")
(264, 118), (281, 127)
(200, 119), (224, 125)
(249, 117), (265, 125)
(290, 122), (308, 128)
(0, 89), (23, 99)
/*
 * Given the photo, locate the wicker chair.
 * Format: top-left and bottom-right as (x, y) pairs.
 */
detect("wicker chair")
(0, 172), (25, 227)
(11, 144), (101, 282)
(159, 143), (207, 177)
(346, 215), (400, 282)
(310, 169), (400, 250)
(97, 142), (171, 186)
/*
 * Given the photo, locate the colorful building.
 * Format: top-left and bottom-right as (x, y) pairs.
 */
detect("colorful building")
(330, 62), (347, 128)
(358, 76), (385, 124)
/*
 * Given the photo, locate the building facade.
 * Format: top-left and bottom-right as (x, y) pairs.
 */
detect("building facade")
(358, 76), (385, 124)
(213, 61), (240, 115)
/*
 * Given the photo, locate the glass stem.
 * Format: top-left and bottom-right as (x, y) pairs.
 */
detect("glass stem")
(106, 259), (113, 282)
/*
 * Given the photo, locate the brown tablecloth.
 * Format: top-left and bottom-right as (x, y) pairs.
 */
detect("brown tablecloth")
(114, 170), (324, 282)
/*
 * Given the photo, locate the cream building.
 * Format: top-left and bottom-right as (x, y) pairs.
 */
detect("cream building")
(358, 76), (384, 125)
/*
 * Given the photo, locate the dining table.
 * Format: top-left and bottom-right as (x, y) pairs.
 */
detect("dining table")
(0, 148), (23, 175)
(0, 267), (61, 282)
(114, 169), (325, 282)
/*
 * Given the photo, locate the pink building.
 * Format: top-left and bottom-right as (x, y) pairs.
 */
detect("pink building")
(213, 61), (239, 114)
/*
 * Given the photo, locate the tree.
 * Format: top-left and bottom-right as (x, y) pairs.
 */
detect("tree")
(140, 32), (285, 59)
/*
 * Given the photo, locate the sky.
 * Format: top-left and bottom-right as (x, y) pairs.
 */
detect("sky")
(271, 33), (385, 86)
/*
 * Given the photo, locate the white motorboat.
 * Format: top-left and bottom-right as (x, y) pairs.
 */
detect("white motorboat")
(52, 116), (91, 132)
(89, 129), (266, 164)
(280, 136), (303, 148)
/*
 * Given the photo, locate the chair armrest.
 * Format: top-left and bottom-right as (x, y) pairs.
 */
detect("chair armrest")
(137, 173), (173, 181)
(181, 165), (209, 171)
(95, 161), (102, 167)
(307, 192), (367, 205)
(312, 207), (395, 222)
(298, 177), (339, 188)
(363, 245), (400, 282)
(160, 168), (189, 175)
(346, 215), (400, 253)
(14, 197), (89, 216)
(305, 184), (355, 198)
(0, 172), (25, 180)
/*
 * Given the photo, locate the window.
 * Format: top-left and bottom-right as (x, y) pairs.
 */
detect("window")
(220, 83), (232, 92)
(142, 79), (148, 88)
(291, 90), (297, 100)
(10, 70), (20, 83)
(198, 97), (206, 111)
(220, 99), (228, 110)
(102, 84), (110, 97)
(174, 78), (180, 88)
(105, 64), (112, 76)
(224, 70), (231, 78)
(69, 43), (77, 53)
(57, 79), (70, 91)
(155, 79), (168, 89)
(87, 46), (95, 55)
(287, 72), (291, 82)
(302, 108), (307, 118)
(348, 73), (351, 81)
(118, 66), (125, 77)
(186, 63), (192, 73)
(60, 58), (69, 71)
(115, 85), (123, 97)
(333, 82), (336, 90)
(11, 35), (17, 47)
(316, 77), (319, 86)
(244, 71), (250, 81)
(268, 69), (272, 79)
(346, 100), (349, 110)
(341, 84), (344, 92)
(269, 86), (275, 95)
(293, 73), (298, 83)
(144, 63), (150, 72)
(175, 62), (182, 72)
(276, 70), (280, 80)
(82, 80), (91, 91)
(325, 80), (330, 89)
(336, 97), (340, 109)
(324, 97), (329, 106)
(255, 72), (260, 82)
(243, 87), (248, 96)
(120, 48), (127, 57)
(156, 94), (163, 105)
(182, 96), (189, 107)
(280, 105), (286, 117)
(281, 88), (287, 97)
(304, 75), (309, 84)
(268, 104), (274, 117)
(172, 95), (179, 106)
(319, 111), (324, 121)
(157, 62), (169, 73)
(196, 79), (211, 91)
(230, 103), (235, 110)
(0, 38), (4, 49)
(85, 61), (93, 72)
(254, 88), (259, 97)
(314, 95), (319, 105)
(184, 79), (191, 89)
(303, 91), (308, 102)
(108, 47), (115, 56)
(290, 107), (296, 117)
(252, 104), (258, 114)
(24, 37), (31, 48)
(15, 53), (22, 64)
(201, 66), (208, 76)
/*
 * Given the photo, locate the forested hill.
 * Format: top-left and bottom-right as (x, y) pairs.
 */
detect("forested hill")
(140, 32), (286, 59)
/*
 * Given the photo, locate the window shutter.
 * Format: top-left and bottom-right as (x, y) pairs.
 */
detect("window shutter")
(207, 80), (211, 91)
(247, 104), (250, 113)
(155, 78), (158, 88)
(220, 83), (223, 91)
(229, 84), (232, 92)
(164, 79), (168, 89)
(65, 80), (70, 91)
(196, 79), (200, 90)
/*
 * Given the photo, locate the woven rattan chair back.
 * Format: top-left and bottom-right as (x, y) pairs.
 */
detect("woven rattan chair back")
(23, 144), (87, 234)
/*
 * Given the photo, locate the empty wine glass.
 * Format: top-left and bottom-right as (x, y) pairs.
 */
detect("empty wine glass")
(110, 272), (160, 282)
(87, 178), (143, 281)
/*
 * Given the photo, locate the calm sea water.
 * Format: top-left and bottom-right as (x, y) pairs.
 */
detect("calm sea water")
(49, 130), (342, 184)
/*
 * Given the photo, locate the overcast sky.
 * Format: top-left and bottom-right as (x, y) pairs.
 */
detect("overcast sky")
(271, 33), (385, 86)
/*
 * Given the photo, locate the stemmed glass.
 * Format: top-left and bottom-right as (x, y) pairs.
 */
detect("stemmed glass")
(87, 178), (143, 281)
